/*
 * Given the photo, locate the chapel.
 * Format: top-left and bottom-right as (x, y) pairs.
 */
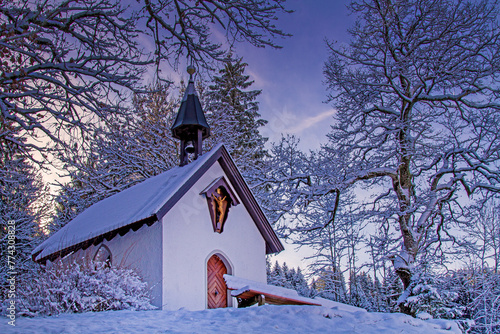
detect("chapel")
(32, 66), (284, 310)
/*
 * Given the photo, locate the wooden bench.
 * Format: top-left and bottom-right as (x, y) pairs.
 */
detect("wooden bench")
(224, 274), (321, 308)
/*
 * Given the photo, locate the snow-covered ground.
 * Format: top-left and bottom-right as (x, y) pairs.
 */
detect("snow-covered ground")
(2, 304), (461, 333)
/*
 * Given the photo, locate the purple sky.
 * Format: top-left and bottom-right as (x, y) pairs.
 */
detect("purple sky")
(235, 0), (353, 150)
(233, 0), (355, 267)
(155, 0), (354, 150)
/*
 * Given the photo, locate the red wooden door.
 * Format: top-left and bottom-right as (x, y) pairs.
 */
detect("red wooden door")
(207, 254), (228, 309)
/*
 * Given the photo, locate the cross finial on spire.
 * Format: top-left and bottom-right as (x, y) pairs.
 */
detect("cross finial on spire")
(187, 65), (196, 79)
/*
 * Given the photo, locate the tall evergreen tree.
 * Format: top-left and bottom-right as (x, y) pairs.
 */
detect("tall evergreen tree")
(292, 267), (314, 297)
(349, 271), (376, 311)
(281, 262), (291, 288)
(204, 55), (268, 175)
(266, 260), (313, 297)
(268, 261), (287, 287)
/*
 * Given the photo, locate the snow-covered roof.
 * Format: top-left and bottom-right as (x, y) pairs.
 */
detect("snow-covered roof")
(33, 144), (283, 262)
(224, 274), (321, 306)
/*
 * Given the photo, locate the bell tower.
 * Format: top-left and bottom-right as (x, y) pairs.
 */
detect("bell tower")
(171, 66), (211, 166)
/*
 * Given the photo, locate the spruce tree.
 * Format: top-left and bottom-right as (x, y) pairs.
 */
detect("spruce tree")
(268, 261), (287, 287)
(293, 268), (313, 297)
(281, 262), (291, 288)
(266, 261), (313, 297)
(204, 55), (268, 174)
(351, 272), (376, 311)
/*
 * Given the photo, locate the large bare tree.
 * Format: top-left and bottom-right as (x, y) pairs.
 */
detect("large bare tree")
(323, 0), (500, 303)
(263, 0), (500, 313)
(0, 0), (290, 159)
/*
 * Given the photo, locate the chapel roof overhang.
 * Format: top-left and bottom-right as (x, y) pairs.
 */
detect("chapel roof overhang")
(32, 144), (284, 264)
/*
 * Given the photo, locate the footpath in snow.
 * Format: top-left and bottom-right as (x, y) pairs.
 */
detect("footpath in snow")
(2, 304), (461, 334)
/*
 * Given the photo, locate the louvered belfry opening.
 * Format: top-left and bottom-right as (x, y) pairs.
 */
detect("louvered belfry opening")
(207, 254), (228, 309)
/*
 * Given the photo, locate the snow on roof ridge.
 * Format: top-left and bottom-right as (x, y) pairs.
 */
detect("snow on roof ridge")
(33, 144), (225, 261)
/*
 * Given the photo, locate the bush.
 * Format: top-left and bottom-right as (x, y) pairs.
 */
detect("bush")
(18, 260), (156, 316)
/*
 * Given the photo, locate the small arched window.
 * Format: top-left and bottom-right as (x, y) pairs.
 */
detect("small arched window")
(93, 244), (112, 268)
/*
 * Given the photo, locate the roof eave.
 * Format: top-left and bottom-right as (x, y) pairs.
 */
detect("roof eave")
(33, 215), (158, 264)
(216, 146), (284, 254)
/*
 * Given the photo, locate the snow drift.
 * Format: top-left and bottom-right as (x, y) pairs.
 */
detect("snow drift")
(2, 304), (461, 333)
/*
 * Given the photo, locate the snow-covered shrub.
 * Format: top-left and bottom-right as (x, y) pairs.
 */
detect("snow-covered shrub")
(402, 273), (464, 319)
(18, 260), (155, 316)
(466, 270), (500, 334)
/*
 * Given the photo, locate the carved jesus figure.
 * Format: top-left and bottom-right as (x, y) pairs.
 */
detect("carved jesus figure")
(211, 187), (229, 233)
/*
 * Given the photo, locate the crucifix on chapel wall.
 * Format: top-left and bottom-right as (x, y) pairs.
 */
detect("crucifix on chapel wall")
(211, 187), (230, 233)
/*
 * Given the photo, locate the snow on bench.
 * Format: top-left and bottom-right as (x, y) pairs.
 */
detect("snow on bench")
(223, 274), (321, 307)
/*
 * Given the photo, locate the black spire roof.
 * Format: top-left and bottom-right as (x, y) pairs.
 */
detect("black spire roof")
(171, 66), (210, 139)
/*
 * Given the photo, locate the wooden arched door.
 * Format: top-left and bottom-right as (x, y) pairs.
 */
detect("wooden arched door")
(207, 254), (228, 309)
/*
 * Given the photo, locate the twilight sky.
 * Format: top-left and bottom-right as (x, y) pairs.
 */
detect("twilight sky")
(234, 0), (354, 150)
(156, 0), (354, 150)
(232, 0), (355, 268)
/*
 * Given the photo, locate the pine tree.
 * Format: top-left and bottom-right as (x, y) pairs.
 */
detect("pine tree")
(292, 268), (314, 298)
(266, 260), (313, 297)
(204, 55), (268, 174)
(266, 257), (272, 280)
(350, 271), (376, 311)
(281, 262), (291, 288)
(384, 270), (404, 312)
(287, 267), (296, 289)
(401, 271), (465, 319)
(268, 261), (287, 287)
(442, 266), (500, 333)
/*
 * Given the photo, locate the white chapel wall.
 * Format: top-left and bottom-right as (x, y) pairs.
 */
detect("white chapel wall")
(104, 223), (163, 308)
(161, 160), (267, 311)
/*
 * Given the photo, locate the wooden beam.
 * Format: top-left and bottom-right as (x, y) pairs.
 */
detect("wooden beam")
(232, 289), (320, 307)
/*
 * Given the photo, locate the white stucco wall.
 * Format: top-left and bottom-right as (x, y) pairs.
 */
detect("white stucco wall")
(104, 223), (163, 308)
(161, 161), (267, 311)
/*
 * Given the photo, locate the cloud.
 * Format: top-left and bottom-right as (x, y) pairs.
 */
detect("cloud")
(246, 68), (269, 88)
(287, 109), (336, 134)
